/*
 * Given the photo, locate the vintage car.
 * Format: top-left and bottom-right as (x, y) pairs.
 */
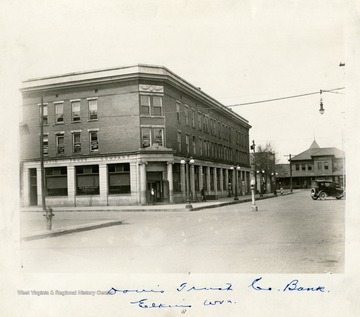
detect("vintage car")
(310, 180), (345, 200)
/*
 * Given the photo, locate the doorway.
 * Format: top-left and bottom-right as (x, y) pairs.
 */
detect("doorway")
(147, 171), (165, 203)
(29, 168), (38, 206)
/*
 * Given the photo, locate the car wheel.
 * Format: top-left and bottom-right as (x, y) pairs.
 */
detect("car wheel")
(319, 191), (327, 200)
(336, 196), (343, 200)
(310, 188), (318, 200)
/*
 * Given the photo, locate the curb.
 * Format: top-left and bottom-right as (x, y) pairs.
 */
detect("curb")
(191, 192), (293, 211)
(21, 220), (123, 241)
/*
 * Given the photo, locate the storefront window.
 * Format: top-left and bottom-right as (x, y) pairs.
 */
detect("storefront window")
(45, 167), (68, 196)
(76, 165), (99, 195)
(108, 163), (131, 194)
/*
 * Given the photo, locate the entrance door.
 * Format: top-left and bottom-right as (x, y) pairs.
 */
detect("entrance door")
(29, 168), (38, 206)
(147, 172), (163, 203)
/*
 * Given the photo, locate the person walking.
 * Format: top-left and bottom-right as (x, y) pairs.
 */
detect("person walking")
(200, 186), (207, 202)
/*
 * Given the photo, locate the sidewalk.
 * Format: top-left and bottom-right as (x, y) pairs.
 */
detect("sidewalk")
(21, 191), (293, 241)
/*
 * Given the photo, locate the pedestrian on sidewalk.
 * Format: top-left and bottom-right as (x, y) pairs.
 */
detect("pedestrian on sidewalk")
(150, 188), (155, 204)
(200, 186), (207, 202)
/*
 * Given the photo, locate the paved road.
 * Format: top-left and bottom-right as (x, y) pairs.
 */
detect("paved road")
(20, 190), (344, 273)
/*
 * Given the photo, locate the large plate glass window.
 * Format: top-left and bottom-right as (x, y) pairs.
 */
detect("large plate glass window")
(76, 165), (99, 195)
(45, 167), (68, 196)
(108, 163), (131, 194)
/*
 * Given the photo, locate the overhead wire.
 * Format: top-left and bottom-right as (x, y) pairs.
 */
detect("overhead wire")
(226, 87), (345, 108)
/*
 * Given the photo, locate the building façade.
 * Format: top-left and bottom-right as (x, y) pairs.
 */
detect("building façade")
(20, 64), (252, 207)
(276, 140), (345, 189)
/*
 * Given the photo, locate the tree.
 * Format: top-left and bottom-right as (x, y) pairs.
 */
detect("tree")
(254, 142), (278, 194)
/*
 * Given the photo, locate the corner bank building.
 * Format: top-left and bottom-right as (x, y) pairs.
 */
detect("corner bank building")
(20, 65), (252, 207)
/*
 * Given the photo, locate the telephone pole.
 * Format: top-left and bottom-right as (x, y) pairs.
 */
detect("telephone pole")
(40, 96), (46, 211)
(284, 154), (293, 193)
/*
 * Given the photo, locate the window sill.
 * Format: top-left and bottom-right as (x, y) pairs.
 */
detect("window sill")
(71, 121), (82, 124)
(108, 193), (132, 196)
(55, 122), (64, 125)
(140, 115), (165, 118)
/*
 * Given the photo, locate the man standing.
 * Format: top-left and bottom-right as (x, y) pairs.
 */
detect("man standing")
(150, 187), (155, 204)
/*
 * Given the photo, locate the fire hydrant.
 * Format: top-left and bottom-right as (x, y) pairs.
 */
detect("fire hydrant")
(43, 207), (55, 230)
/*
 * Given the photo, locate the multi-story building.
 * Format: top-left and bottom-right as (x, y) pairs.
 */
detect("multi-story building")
(20, 64), (252, 207)
(276, 140), (345, 189)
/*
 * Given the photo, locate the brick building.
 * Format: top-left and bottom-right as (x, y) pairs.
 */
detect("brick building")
(20, 64), (251, 207)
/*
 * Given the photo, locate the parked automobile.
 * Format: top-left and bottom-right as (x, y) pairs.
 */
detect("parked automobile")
(310, 180), (345, 200)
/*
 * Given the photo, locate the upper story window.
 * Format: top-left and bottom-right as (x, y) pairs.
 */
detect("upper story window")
(324, 162), (329, 170)
(152, 96), (162, 116)
(185, 134), (190, 154)
(56, 134), (65, 154)
(176, 102), (181, 122)
(302, 164), (306, 171)
(88, 99), (98, 120)
(71, 100), (81, 122)
(317, 162), (322, 170)
(142, 128), (151, 148)
(73, 132), (81, 154)
(140, 95), (163, 116)
(39, 104), (48, 125)
(295, 164), (300, 171)
(192, 136), (196, 155)
(192, 108), (196, 127)
(55, 103), (64, 124)
(177, 131), (182, 151)
(141, 127), (164, 148)
(184, 105), (189, 125)
(153, 128), (163, 146)
(90, 131), (99, 152)
(141, 95), (150, 115)
(198, 111), (202, 130)
(43, 134), (49, 155)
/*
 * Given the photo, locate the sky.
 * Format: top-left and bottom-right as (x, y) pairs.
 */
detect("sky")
(1, 0), (358, 163)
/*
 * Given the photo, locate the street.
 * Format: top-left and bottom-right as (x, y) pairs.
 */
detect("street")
(20, 190), (345, 274)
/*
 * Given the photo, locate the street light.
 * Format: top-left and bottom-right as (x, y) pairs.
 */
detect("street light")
(257, 170), (265, 196)
(319, 90), (325, 115)
(271, 172), (278, 196)
(231, 166), (241, 200)
(180, 157), (195, 209)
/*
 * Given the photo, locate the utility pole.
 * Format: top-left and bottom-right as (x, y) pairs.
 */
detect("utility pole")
(40, 95), (54, 230)
(284, 154), (293, 193)
(250, 140), (256, 192)
(40, 96), (46, 212)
